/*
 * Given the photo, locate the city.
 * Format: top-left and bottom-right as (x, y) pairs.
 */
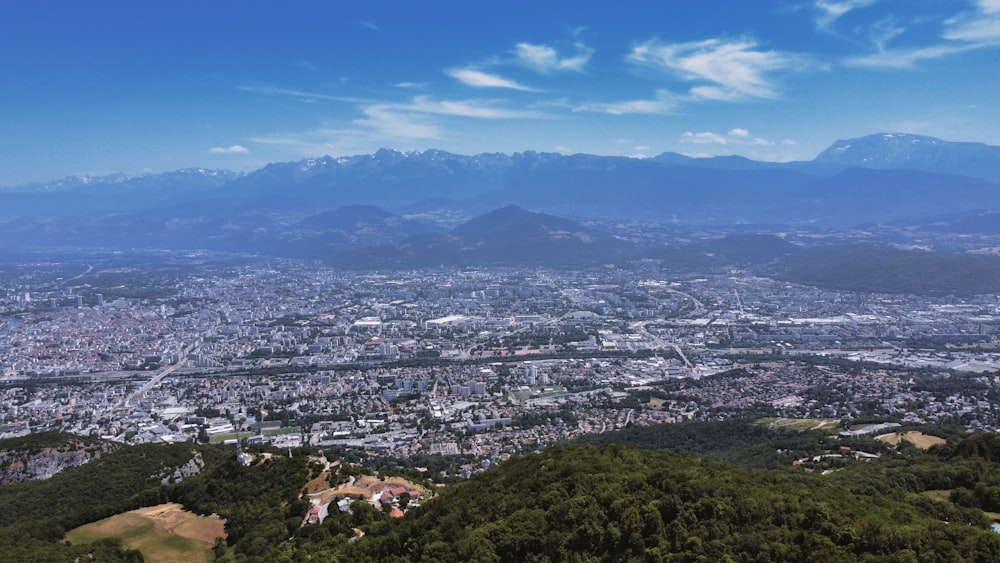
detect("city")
(3, 254), (998, 477)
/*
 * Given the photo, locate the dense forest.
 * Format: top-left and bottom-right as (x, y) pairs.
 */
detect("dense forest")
(6, 423), (1000, 561)
(336, 441), (1000, 562)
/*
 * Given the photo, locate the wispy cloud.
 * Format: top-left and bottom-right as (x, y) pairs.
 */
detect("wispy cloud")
(238, 85), (368, 104)
(355, 106), (443, 140)
(628, 37), (813, 101)
(814, 0), (880, 30)
(208, 145), (249, 154)
(514, 41), (593, 72)
(848, 43), (976, 68)
(943, 0), (1000, 42)
(577, 89), (677, 115)
(250, 94), (538, 158)
(446, 69), (536, 91)
(681, 129), (775, 146)
(867, 17), (906, 52)
(681, 131), (728, 145)
(404, 96), (540, 119)
(848, 0), (1000, 68)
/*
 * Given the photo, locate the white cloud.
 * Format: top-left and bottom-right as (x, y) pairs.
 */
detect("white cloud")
(577, 89), (677, 115)
(848, 0), (1000, 68)
(682, 130), (776, 147)
(447, 69), (535, 91)
(238, 85), (367, 104)
(814, 0), (880, 30)
(355, 106), (443, 140)
(866, 17), (906, 52)
(250, 94), (539, 160)
(405, 96), (539, 119)
(681, 131), (728, 145)
(514, 41), (593, 72)
(943, 0), (1000, 42)
(208, 145), (249, 154)
(628, 37), (811, 100)
(252, 117), (439, 159)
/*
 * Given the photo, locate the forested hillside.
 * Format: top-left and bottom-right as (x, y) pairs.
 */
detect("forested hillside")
(339, 442), (1000, 562)
(7, 426), (1000, 561)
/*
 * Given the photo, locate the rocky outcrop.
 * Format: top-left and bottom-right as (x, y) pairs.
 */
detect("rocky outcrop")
(0, 437), (120, 483)
(160, 451), (205, 484)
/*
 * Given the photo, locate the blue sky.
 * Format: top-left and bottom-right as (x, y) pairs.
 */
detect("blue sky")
(2, 0), (1000, 185)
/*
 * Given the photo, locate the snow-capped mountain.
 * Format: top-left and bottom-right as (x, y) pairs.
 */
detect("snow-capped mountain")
(815, 133), (1000, 181)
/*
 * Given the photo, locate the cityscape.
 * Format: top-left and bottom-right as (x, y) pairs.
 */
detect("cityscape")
(6, 1), (1000, 560)
(3, 252), (998, 478)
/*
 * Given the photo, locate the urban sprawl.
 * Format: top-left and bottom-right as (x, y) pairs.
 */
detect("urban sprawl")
(3, 258), (1000, 476)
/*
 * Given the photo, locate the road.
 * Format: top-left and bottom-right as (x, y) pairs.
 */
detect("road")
(67, 264), (94, 282)
(629, 320), (694, 369)
(121, 344), (196, 407)
(662, 287), (705, 312)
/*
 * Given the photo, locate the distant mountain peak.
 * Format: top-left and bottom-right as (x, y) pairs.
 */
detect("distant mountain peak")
(815, 133), (1000, 180)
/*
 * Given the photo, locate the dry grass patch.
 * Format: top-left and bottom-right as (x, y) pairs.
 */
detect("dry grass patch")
(877, 431), (945, 450)
(303, 470), (331, 494)
(66, 503), (225, 563)
(759, 417), (840, 433)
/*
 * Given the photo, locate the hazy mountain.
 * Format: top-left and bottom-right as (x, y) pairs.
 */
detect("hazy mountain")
(0, 168), (241, 220)
(795, 167), (1000, 224)
(774, 244), (1000, 296)
(2, 134), (999, 252)
(333, 205), (635, 268)
(815, 133), (1000, 181)
(891, 209), (1000, 234)
(699, 234), (802, 264)
(276, 205), (443, 259)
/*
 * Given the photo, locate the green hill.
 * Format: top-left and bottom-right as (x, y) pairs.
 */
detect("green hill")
(341, 442), (1000, 562)
(8, 427), (1000, 561)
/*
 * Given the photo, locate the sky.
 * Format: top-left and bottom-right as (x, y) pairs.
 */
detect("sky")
(2, 0), (1000, 186)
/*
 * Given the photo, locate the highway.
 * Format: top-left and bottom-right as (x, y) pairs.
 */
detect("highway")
(121, 344), (196, 408)
(628, 320), (694, 369)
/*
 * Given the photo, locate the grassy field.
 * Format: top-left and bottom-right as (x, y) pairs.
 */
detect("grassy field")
(877, 431), (946, 450)
(66, 503), (225, 563)
(757, 417), (840, 433)
(304, 470), (331, 495)
(209, 426), (299, 444)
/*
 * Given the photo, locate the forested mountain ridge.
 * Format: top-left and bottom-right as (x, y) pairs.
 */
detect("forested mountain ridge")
(342, 442), (1000, 562)
(7, 426), (1000, 561)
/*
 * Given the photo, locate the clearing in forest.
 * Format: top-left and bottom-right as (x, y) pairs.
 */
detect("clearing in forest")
(877, 431), (946, 450)
(65, 503), (226, 563)
(759, 417), (840, 433)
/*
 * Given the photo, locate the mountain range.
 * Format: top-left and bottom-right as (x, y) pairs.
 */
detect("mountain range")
(1, 133), (999, 271)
